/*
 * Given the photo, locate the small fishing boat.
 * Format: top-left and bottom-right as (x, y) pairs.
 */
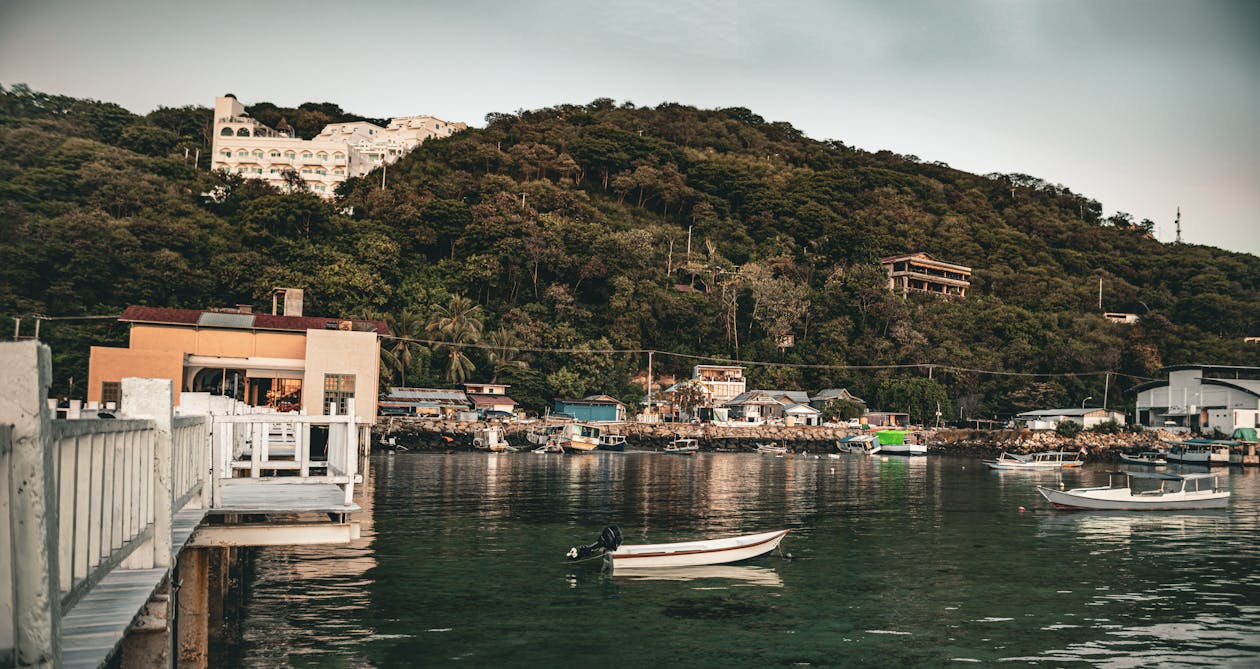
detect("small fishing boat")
(663, 437), (699, 454)
(555, 423), (603, 453)
(876, 430), (926, 456)
(1037, 471), (1229, 510)
(1164, 439), (1231, 466)
(985, 451), (1084, 470)
(567, 526), (790, 569)
(755, 443), (789, 455)
(531, 443), (564, 454)
(1118, 451), (1167, 466)
(837, 434), (881, 455)
(526, 424), (566, 446)
(471, 427), (515, 452)
(597, 433), (627, 452)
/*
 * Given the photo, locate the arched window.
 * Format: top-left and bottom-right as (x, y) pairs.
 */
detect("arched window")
(220, 127), (234, 136)
(332, 152), (344, 160)
(284, 150), (296, 159)
(236, 127), (250, 137)
(252, 150), (263, 159)
(237, 150), (247, 157)
(219, 149), (232, 158)
(269, 151), (280, 158)
(317, 152), (328, 161)
(333, 169), (343, 176)
(301, 151), (312, 160)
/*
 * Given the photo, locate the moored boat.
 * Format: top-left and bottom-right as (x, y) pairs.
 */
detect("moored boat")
(596, 433), (627, 452)
(985, 451), (1084, 470)
(471, 426), (515, 452)
(876, 430), (926, 456)
(837, 434), (881, 455)
(556, 423), (603, 452)
(1165, 439), (1231, 466)
(663, 437), (699, 454)
(1037, 471), (1229, 510)
(566, 525), (790, 569)
(756, 443), (789, 455)
(1118, 451), (1167, 466)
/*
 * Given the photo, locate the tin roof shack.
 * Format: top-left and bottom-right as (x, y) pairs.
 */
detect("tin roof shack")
(724, 390), (811, 423)
(1132, 365), (1260, 435)
(555, 395), (627, 423)
(463, 383), (518, 415)
(87, 300), (386, 424)
(1014, 408), (1127, 431)
(380, 387), (470, 418)
(866, 411), (910, 428)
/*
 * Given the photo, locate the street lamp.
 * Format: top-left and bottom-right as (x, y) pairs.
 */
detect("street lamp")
(1081, 396), (1093, 408)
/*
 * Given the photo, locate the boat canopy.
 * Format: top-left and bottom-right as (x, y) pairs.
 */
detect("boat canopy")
(1112, 471), (1218, 481)
(876, 430), (905, 446)
(840, 435), (878, 443)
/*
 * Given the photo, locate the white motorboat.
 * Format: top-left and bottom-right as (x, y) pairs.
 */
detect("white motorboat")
(985, 451), (1084, 470)
(755, 443), (789, 455)
(567, 526), (790, 569)
(664, 437), (699, 454)
(597, 433), (627, 452)
(1164, 439), (1231, 466)
(471, 427), (515, 452)
(837, 435), (881, 455)
(1118, 451), (1167, 466)
(1037, 471), (1229, 510)
(874, 430), (927, 456)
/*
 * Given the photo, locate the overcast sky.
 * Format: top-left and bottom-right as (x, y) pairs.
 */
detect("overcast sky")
(2, 0), (1256, 254)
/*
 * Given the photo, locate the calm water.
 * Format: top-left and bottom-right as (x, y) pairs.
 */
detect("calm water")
(233, 453), (1260, 667)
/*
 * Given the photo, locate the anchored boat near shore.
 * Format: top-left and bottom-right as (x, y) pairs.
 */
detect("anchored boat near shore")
(985, 451), (1084, 470)
(1037, 471), (1229, 510)
(567, 526), (790, 569)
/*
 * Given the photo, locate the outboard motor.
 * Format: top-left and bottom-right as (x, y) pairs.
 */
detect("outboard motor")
(566, 525), (623, 561)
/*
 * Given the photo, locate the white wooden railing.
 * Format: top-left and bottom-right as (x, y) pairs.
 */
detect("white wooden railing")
(209, 399), (360, 506)
(50, 419), (158, 612)
(0, 342), (210, 667)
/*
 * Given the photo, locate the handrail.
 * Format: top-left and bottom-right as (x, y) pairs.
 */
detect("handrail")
(50, 418), (157, 611)
(1, 422), (15, 662)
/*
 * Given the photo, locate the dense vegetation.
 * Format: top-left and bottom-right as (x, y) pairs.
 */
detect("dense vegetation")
(2, 84), (1257, 421)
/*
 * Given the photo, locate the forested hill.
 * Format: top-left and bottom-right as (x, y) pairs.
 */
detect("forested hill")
(1, 85), (1257, 420)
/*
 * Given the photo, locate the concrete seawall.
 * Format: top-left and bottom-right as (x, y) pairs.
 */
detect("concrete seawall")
(373, 418), (1174, 460)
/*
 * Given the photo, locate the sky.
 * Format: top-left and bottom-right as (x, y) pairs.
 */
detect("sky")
(2, 0), (1257, 254)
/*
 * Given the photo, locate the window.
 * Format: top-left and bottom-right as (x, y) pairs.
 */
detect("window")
(101, 382), (121, 409)
(220, 149), (231, 158)
(253, 150), (263, 159)
(236, 127), (250, 137)
(301, 168), (311, 174)
(323, 374), (355, 415)
(220, 127), (233, 136)
(333, 169), (343, 175)
(284, 150), (296, 159)
(317, 152), (328, 160)
(269, 151), (280, 158)
(237, 150), (247, 157)
(270, 168), (278, 174)
(301, 151), (312, 159)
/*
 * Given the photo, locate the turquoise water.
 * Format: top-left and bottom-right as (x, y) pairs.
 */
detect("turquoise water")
(234, 453), (1260, 667)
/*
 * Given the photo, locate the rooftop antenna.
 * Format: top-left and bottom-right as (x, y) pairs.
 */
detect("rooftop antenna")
(1174, 207), (1182, 244)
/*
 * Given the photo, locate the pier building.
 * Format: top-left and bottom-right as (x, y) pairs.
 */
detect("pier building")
(210, 94), (466, 195)
(1132, 364), (1260, 434)
(87, 289), (387, 424)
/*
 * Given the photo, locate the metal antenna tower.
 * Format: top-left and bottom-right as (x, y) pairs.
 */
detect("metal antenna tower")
(1174, 207), (1181, 244)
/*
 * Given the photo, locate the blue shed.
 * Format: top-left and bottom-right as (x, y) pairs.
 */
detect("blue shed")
(554, 395), (627, 422)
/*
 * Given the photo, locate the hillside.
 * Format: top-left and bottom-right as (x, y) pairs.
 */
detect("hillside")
(1, 84), (1257, 419)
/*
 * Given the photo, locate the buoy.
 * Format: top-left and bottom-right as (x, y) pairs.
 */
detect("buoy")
(1018, 506), (1026, 512)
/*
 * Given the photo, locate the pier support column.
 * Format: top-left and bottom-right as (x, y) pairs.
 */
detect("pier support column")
(119, 582), (171, 669)
(176, 548), (209, 668)
(1, 341), (61, 667)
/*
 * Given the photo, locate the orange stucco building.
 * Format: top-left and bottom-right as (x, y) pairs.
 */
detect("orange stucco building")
(88, 304), (387, 424)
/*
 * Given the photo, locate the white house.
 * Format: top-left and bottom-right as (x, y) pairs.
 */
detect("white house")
(1132, 365), (1260, 435)
(1014, 408), (1127, 431)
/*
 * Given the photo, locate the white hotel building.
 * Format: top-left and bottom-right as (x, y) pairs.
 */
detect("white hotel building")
(210, 95), (466, 195)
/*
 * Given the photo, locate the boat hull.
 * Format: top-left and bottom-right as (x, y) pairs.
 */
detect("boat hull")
(1037, 486), (1229, 510)
(609, 529), (790, 569)
(1119, 454), (1166, 466)
(880, 444), (927, 456)
(595, 442), (626, 452)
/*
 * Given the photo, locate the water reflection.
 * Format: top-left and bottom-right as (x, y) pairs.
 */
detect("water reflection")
(232, 454), (1260, 668)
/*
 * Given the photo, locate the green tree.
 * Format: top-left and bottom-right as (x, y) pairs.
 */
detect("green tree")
(380, 309), (428, 386)
(425, 296), (483, 383)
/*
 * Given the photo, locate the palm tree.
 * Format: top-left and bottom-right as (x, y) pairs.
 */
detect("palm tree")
(485, 327), (528, 382)
(380, 309), (427, 386)
(425, 296), (483, 384)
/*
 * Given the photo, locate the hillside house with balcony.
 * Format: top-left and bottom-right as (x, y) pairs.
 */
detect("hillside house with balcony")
(881, 252), (971, 298)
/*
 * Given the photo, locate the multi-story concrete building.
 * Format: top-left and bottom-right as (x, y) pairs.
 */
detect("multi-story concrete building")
(881, 252), (972, 298)
(1132, 365), (1260, 434)
(210, 95), (466, 196)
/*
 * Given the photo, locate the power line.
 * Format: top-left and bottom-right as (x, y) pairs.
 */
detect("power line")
(380, 334), (1155, 382)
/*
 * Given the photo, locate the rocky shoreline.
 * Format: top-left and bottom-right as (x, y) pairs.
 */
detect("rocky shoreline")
(373, 418), (1175, 460)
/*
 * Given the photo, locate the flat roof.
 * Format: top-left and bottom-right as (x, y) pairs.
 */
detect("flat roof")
(121, 306), (389, 335)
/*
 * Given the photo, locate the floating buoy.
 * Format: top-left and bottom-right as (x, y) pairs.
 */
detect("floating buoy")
(1018, 506), (1027, 512)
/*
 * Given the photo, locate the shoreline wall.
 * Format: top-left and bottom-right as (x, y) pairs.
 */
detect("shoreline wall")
(373, 418), (1174, 460)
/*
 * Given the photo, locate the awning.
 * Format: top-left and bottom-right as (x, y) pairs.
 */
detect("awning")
(185, 355), (304, 378)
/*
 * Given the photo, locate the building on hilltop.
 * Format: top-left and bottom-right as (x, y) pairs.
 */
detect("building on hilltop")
(881, 252), (971, 298)
(210, 94), (467, 196)
(87, 288), (386, 424)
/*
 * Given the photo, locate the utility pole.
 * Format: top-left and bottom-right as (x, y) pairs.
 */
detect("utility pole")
(1174, 207), (1182, 244)
(1098, 277), (1103, 311)
(1103, 371), (1111, 410)
(646, 350), (654, 411)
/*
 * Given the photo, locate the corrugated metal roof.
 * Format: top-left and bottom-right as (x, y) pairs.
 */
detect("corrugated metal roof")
(469, 394), (518, 406)
(385, 388), (468, 404)
(120, 305), (389, 335)
(197, 312), (255, 328)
